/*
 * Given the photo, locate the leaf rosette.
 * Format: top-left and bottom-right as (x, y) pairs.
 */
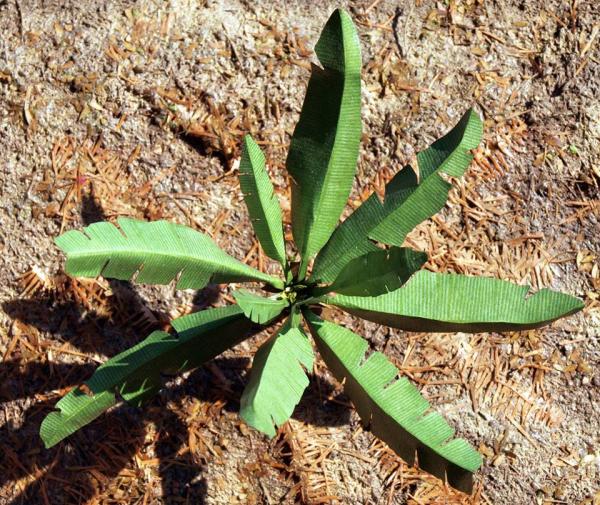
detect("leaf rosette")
(40, 9), (583, 494)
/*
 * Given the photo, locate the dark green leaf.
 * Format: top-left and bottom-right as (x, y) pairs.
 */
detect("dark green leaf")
(315, 247), (427, 297)
(286, 9), (362, 277)
(310, 193), (383, 283)
(40, 306), (260, 448)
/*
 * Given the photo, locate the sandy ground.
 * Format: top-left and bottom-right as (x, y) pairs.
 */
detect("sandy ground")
(0, 0), (599, 503)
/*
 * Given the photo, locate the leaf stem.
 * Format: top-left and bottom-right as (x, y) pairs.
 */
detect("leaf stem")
(297, 257), (309, 281)
(268, 277), (285, 290)
(296, 296), (322, 307)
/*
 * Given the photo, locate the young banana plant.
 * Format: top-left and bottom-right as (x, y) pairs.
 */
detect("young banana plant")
(40, 9), (583, 493)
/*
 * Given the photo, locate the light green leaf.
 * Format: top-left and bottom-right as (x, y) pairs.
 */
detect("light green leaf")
(233, 288), (289, 324)
(304, 311), (481, 493)
(311, 109), (482, 283)
(286, 8), (362, 278)
(324, 270), (584, 332)
(239, 135), (287, 266)
(370, 109), (482, 246)
(55, 217), (283, 290)
(240, 320), (314, 438)
(317, 247), (427, 297)
(40, 306), (259, 448)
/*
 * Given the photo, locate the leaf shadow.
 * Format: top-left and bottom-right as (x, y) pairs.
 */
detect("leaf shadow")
(0, 194), (214, 503)
(1, 193), (353, 503)
(0, 321), (353, 503)
(294, 373), (353, 429)
(1, 370), (210, 504)
(0, 282), (224, 503)
(180, 353), (353, 429)
(2, 294), (145, 356)
(179, 130), (230, 170)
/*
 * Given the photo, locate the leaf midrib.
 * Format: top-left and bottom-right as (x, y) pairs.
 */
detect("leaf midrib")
(69, 245), (281, 286)
(342, 357), (477, 469)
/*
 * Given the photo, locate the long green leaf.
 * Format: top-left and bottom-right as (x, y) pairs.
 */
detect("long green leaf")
(304, 311), (481, 493)
(369, 109), (482, 246)
(239, 135), (287, 266)
(311, 109), (481, 283)
(324, 270), (584, 332)
(233, 289), (289, 324)
(56, 218), (283, 290)
(286, 8), (362, 278)
(240, 320), (314, 438)
(318, 247), (427, 297)
(40, 306), (260, 448)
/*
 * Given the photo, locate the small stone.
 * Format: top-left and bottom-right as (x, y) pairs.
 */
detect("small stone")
(554, 486), (566, 500)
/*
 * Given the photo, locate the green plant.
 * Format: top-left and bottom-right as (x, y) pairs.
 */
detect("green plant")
(40, 9), (583, 493)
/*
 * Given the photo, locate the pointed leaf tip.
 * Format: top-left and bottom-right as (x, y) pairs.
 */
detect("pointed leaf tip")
(239, 135), (287, 267)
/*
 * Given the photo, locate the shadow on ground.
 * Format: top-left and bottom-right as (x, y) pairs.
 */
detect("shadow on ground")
(0, 195), (351, 503)
(0, 325), (351, 504)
